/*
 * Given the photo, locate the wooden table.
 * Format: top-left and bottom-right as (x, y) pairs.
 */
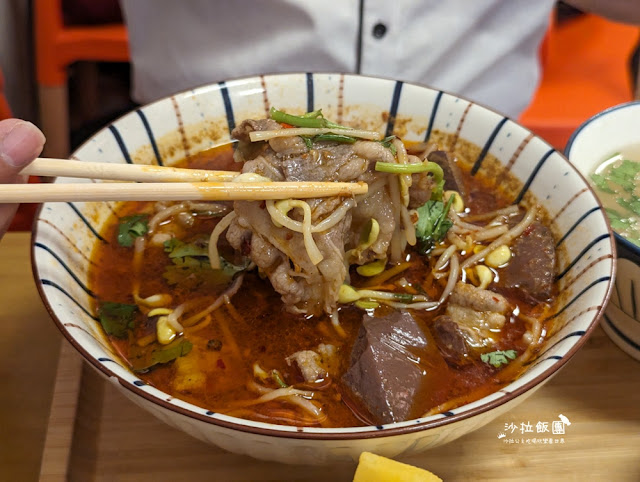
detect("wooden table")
(2, 231), (639, 481)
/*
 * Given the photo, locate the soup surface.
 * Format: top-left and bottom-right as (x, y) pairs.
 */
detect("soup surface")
(88, 111), (558, 428)
(590, 144), (640, 246)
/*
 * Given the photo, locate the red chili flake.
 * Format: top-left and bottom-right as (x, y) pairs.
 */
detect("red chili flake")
(281, 123), (294, 129)
(216, 359), (226, 369)
(285, 232), (293, 240)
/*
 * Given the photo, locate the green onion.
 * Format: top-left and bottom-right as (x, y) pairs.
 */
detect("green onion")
(270, 107), (326, 128)
(269, 107), (351, 130)
(425, 162), (444, 184)
(299, 109), (324, 119)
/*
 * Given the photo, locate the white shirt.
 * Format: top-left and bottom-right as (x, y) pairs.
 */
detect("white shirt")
(121, 0), (554, 118)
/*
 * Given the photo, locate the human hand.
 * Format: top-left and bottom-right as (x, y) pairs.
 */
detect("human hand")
(0, 119), (46, 237)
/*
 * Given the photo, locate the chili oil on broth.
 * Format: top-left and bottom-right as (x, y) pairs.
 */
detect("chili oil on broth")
(88, 138), (560, 428)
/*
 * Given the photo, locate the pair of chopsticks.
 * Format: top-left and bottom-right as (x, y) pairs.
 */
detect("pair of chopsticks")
(1, 158), (367, 203)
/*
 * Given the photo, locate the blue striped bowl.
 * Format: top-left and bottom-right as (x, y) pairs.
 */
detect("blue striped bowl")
(566, 100), (640, 362)
(32, 73), (615, 464)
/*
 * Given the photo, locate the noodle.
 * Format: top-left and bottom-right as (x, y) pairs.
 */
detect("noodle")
(266, 198), (354, 233)
(265, 200), (323, 265)
(208, 211), (237, 269)
(148, 202), (188, 234)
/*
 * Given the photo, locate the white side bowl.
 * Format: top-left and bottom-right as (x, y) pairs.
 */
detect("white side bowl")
(33, 73), (615, 464)
(566, 100), (640, 361)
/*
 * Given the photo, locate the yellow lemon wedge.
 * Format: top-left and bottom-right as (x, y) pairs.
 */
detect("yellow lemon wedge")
(353, 452), (443, 482)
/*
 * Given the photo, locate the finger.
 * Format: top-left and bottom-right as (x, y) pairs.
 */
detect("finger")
(0, 120), (46, 237)
(0, 119), (46, 183)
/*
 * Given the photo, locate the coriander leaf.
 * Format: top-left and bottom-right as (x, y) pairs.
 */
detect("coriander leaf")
(605, 208), (640, 245)
(163, 238), (209, 259)
(130, 338), (193, 373)
(117, 214), (149, 247)
(163, 238), (180, 253)
(163, 254), (247, 289)
(481, 349), (517, 368)
(415, 196), (454, 254)
(151, 339), (193, 365)
(607, 159), (640, 193)
(162, 236), (248, 288)
(617, 195), (640, 218)
(590, 173), (615, 194)
(98, 301), (138, 338)
(606, 207), (633, 230)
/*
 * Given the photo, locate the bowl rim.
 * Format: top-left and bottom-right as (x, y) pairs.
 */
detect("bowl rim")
(564, 99), (640, 156)
(564, 99), (640, 257)
(32, 72), (615, 440)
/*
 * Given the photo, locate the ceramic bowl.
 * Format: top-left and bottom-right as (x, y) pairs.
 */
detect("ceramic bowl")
(33, 73), (615, 464)
(565, 100), (640, 361)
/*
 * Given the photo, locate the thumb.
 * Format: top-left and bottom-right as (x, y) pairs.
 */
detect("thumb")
(0, 119), (46, 183)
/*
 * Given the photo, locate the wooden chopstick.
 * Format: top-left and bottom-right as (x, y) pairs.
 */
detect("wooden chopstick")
(0, 181), (368, 203)
(21, 158), (239, 182)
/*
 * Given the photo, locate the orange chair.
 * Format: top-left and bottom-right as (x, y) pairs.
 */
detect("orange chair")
(35, 0), (129, 158)
(0, 69), (11, 121)
(520, 14), (640, 151)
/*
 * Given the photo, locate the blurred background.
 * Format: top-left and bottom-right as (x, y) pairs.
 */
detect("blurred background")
(1, 0), (639, 230)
